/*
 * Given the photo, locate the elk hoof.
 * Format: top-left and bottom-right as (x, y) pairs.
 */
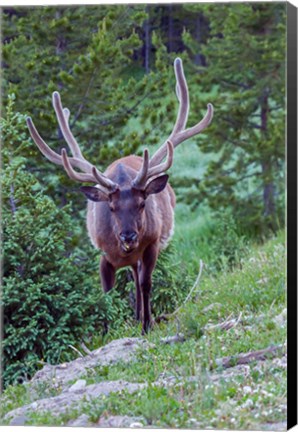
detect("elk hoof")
(141, 319), (154, 335)
(155, 314), (169, 323)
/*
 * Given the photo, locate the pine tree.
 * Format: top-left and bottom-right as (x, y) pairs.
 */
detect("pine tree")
(3, 6), (148, 194)
(182, 3), (286, 236)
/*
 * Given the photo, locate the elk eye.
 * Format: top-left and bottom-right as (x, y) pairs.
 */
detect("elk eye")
(139, 202), (145, 210)
(109, 206), (115, 212)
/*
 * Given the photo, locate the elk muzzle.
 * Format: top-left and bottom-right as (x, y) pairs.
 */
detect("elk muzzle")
(119, 230), (138, 253)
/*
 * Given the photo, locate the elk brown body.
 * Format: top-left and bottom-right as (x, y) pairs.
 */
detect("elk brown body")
(26, 58), (213, 333)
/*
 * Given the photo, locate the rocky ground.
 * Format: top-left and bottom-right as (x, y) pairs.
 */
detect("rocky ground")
(2, 334), (287, 429)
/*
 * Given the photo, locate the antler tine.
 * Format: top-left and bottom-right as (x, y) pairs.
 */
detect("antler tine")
(61, 149), (119, 191)
(175, 103), (213, 142)
(63, 107), (70, 122)
(27, 116), (97, 173)
(61, 148), (96, 183)
(133, 142), (173, 190)
(172, 58), (189, 135)
(92, 166), (119, 192)
(132, 149), (149, 189)
(27, 117), (64, 165)
(149, 58), (214, 168)
(148, 140), (174, 178)
(27, 97), (119, 190)
(52, 91), (83, 159)
(53, 92), (120, 190)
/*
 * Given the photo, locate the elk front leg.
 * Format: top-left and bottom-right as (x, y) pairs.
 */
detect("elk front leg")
(140, 243), (158, 334)
(100, 255), (116, 293)
(100, 256), (116, 334)
(132, 261), (142, 322)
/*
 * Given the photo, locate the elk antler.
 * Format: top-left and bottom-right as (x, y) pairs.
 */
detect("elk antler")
(149, 58), (214, 167)
(26, 92), (119, 192)
(132, 141), (174, 190)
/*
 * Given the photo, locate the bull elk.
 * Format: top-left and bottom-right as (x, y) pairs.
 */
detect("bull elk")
(26, 58), (213, 334)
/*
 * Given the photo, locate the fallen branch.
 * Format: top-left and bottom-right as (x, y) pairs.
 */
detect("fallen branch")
(205, 312), (243, 331)
(158, 311), (243, 346)
(213, 344), (285, 369)
(160, 333), (186, 345)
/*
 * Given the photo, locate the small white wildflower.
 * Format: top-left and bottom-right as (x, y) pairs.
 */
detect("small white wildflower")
(260, 389), (273, 397)
(243, 386), (252, 394)
(242, 398), (253, 409)
(257, 277), (268, 284)
(189, 418), (199, 423)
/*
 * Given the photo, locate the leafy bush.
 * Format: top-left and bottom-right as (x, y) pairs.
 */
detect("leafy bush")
(206, 208), (249, 271)
(1, 96), (117, 387)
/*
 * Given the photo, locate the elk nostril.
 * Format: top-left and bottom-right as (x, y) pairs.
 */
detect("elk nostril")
(120, 231), (138, 243)
(130, 232), (138, 242)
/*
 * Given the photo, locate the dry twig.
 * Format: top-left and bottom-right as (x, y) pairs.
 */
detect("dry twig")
(68, 344), (84, 358)
(155, 260), (204, 324)
(213, 344), (285, 369)
(205, 312), (243, 331)
(80, 342), (92, 355)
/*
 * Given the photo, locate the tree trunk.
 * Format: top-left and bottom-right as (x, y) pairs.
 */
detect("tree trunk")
(260, 92), (276, 232)
(144, 7), (150, 74)
(168, 5), (174, 52)
(194, 15), (202, 66)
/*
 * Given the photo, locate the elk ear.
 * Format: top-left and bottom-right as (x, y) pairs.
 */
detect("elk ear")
(144, 174), (169, 197)
(80, 186), (109, 202)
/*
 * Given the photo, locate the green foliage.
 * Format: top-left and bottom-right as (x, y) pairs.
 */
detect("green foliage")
(182, 3), (286, 237)
(1, 96), (115, 387)
(3, 6), (150, 207)
(204, 208), (249, 271)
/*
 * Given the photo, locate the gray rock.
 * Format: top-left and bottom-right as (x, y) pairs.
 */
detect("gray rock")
(31, 337), (149, 389)
(9, 415), (29, 426)
(274, 308), (287, 327)
(4, 380), (146, 423)
(67, 413), (90, 427)
(68, 379), (87, 392)
(260, 422), (287, 431)
(97, 415), (145, 428)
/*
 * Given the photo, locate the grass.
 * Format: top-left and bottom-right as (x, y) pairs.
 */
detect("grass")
(1, 230), (286, 429)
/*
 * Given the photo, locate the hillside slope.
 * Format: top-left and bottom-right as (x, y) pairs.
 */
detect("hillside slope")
(1, 233), (286, 429)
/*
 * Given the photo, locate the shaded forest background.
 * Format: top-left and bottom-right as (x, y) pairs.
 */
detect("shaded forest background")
(2, 3), (286, 388)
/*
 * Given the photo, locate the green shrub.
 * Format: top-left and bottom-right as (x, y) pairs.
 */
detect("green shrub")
(1, 96), (116, 387)
(207, 208), (249, 271)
